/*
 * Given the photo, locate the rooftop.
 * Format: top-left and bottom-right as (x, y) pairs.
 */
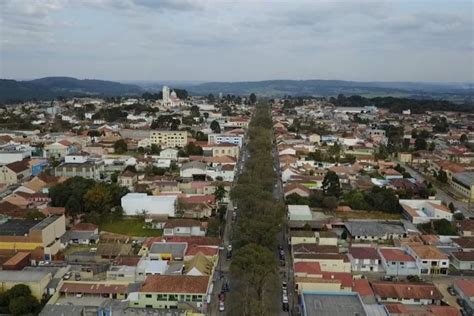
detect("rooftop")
(301, 292), (367, 316)
(0, 218), (40, 236)
(140, 275), (209, 294)
(371, 282), (443, 300)
(344, 221), (406, 237)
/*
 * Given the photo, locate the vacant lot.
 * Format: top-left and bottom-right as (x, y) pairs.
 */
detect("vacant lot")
(100, 219), (162, 237)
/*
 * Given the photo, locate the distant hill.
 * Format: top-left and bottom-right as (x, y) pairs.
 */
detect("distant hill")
(0, 77), (142, 102)
(185, 79), (473, 101)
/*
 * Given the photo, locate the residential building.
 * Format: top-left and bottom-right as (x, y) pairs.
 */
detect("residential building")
(451, 172), (474, 200)
(450, 251), (474, 271)
(348, 246), (383, 272)
(378, 248), (419, 276)
(300, 292), (368, 316)
(208, 133), (243, 147)
(453, 280), (474, 312)
(150, 130), (187, 148)
(400, 199), (453, 224)
(131, 275), (211, 310)
(0, 159), (31, 184)
(0, 270), (52, 300)
(163, 219), (206, 237)
(344, 221), (407, 242)
(288, 204), (312, 221)
(407, 244), (449, 275)
(371, 282), (443, 306)
(44, 140), (76, 158)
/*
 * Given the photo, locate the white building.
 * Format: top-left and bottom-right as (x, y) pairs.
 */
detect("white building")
(121, 193), (177, 217)
(208, 134), (243, 147)
(399, 199), (453, 224)
(288, 205), (312, 221)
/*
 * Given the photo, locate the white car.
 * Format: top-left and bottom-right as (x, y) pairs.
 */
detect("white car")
(282, 294), (289, 304)
(219, 301), (225, 312)
(227, 244), (233, 252)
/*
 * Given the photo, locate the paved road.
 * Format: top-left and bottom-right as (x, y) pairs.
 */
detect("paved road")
(398, 161), (474, 218)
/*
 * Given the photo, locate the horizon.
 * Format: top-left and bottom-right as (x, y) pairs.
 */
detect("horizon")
(1, 0), (473, 82)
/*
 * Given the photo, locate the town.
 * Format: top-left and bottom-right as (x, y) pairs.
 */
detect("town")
(0, 88), (472, 316)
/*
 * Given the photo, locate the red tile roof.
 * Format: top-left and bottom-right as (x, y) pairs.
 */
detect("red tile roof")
(454, 279), (474, 297)
(352, 278), (374, 297)
(379, 248), (415, 262)
(349, 247), (381, 260)
(294, 262), (321, 275)
(140, 275), (209, 294)
(321, 272), (353, 288)
(185, 245), (219, 257)
(371, 282), (443, 300)
(60, 282), (128, 294)
(71, 223), (98, 232)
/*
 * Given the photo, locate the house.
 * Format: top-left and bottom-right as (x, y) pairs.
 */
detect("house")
(407, 244), (449, 275)
(453, 237), (474, 251)
(460, 219), (474, 236)
(119, 170), (138, 189)
(44, 140), (76, 158)
(59, 282), (129, 301)
(450, 172), (474, 201)
(209, 144), (240, 158)
(450, 251), (474, 271)
(183, 253), (214, 276)
(284, 183), (311, 198)
(344, 221), (407, 242)
(0, 159), (31, 184)
(293, 253), (351, 273)
(163, 219), (206, 237)
(131, 275), (211, 309)
(400, 199), (453, 224)
(453, 280), (474, 312)
(281, 165), (301, 183)
(371, 282), (443, 306)
(135, 259), (169, 281)
(348, 246), (383, 272)
(61, 223), (99, 246)
(378, 247), (419, 276)
(180, 161), (207, 179)
(381, 168), (403, 180)
(158, 148), (179, 160)
(295, 272), (354, 294)
(121, 193), (177, 217)
(54, 159), (104, 180)
(147, 242), (188, 261)
(208, 133), (243, 147)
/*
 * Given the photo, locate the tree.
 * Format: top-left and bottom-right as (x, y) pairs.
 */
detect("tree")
(437, 169), (448, 183)
(210, 120), (221, 133)
(230, 243), (278, 316)
(3, 285), (40, 316)
(84, 184), (114, 213)
(213, 185), (227, 204)
(428, 142), (436, 151)
(190, 105), (200, 117)
(203, 112), (209, 120)
(322, 170), (341, 197)
(114, 139), (128, 154)
(460, 134), (468, 144)
(448, 202), (456, 212)
(208, 93), (215, 104)
(25, 210), (46, 220)
(322, 196), (339, 210)
(150, 144), (161, 155)
(65, 194), (83, 216)
(249, 93), (257, 104)
(415, 137), (427, 151)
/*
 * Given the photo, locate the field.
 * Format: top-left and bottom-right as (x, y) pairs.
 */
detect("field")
(100, 219), (163, 237)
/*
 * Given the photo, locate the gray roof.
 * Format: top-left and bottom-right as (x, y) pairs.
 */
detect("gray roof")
(453, 172), (474, 186)
(149, 242), (187, 258)
(0, 219), (40, 236)
(61, 231), (99, 243)
(181, 160), (207, 171)
(344, 221), (406, 237)
(0, 270), (50, 282)
(302, 292), (368, 316)
(39, 304), (85, 316)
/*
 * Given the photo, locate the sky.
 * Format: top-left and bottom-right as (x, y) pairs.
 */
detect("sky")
(1, 0), (473, 82)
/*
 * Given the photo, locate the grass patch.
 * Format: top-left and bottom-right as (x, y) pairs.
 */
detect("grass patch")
(335, 210), (402, 220)
(100, 219), (163, 237)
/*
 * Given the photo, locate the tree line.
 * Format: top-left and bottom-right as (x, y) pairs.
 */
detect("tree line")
(228, 102), (283, 315)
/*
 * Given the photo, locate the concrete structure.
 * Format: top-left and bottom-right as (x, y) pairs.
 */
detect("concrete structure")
(121, 193), (177, 217)
(150, 130), (187, 148)
(400, 199), (453, 224)
(348, 246), (383, 272)
(0, 270), (52, 299)
(54, 160), (104, 180)
(378, 248), (419, 276)
(0, 148), (31, 164)
(208, 133), (243, 147)
(344, 221), (407, 242)
(0, 215), (66, 260)
(0, 159), (31, 184)
(300, 291), (368, 316)
(407, 245), (449, 275)
(451, 172), (474, 201)
(288, 205), (312, 221)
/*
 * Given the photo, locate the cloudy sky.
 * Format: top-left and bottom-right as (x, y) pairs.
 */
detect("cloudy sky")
(1, 0), (473, 82)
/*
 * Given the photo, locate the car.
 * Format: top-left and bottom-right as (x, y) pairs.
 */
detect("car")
(75, 273), (81, 281)
(282, 302), (289, 311)
(278, 244), (283, 251)
(227, 244), (233, 252)
(219, 301), (225, 312)
(75, 293), (83, 298)
(381, 276), (393, 281)
(447, 286), (456, 296)
(282, 288), (288, 295)
(222, 282), (230, 293)
(226, 250), (232, 260)
(282, 294), (289, 304)
(280, 259), (286, 266)
(282, 281), (287, 289)
(63, 272), (71, 280)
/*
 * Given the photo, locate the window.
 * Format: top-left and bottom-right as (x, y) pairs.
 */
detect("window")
(145, 294), (152, 298)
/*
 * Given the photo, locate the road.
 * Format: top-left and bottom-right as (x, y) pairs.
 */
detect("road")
(208, 128), (249, 315)
(397, 161), (474, 218)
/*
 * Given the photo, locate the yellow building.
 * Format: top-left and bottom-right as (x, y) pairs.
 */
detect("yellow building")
(0, 215), (66, 260)
(150, 130), (187, 148)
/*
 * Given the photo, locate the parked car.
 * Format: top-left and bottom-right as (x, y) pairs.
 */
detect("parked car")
(282, 302), (289, 311)
(280, 259), (286, 266)
(226, 250), (232, 260)
(282, 294), (289, 304)
(381, 275), (394, 281)
(448, 286), (456, 296)
(219, 301), (225, 312)
(222, 282), (230, 293)
(63, 272), (71, 280)
(75, 273), (81, 281)
(282, 281), (287, 289)
(227, 244), (233, 252)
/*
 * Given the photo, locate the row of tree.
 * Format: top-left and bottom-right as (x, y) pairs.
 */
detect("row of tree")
(229, 102), (283, 315)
